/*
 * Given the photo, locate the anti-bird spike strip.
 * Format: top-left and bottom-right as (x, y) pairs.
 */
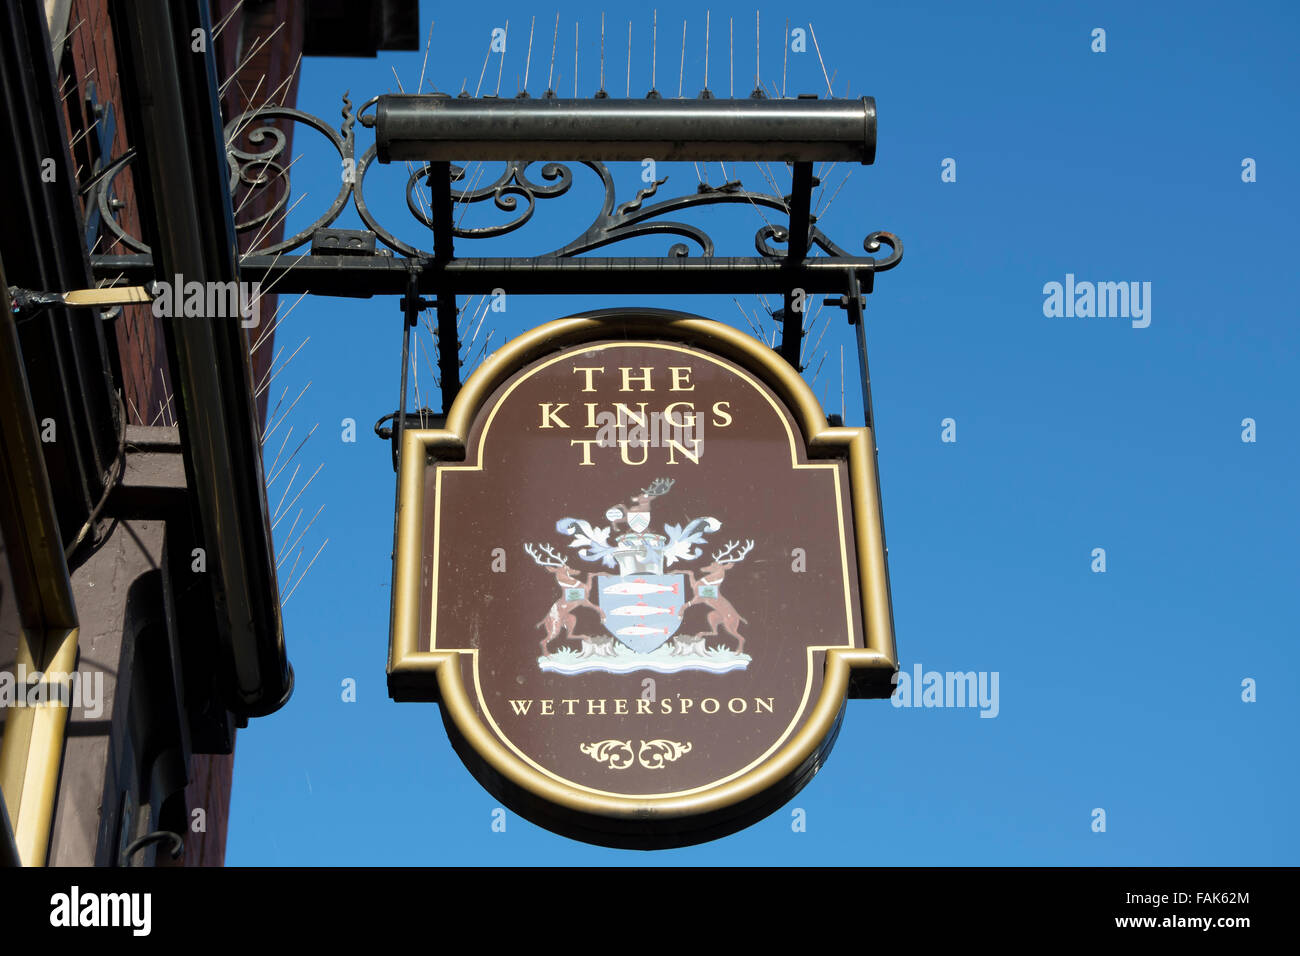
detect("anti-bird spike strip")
(524, 16), (535, 93)
(651, 9), (657, 94)
(704, 11), (710, 92)
(678, 20), (686, 98)
(548, 11), (558, 93)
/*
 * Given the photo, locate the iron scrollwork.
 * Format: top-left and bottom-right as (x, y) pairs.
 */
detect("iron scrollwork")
(224, 94), (358, 257)
(91, 93), (902, 271)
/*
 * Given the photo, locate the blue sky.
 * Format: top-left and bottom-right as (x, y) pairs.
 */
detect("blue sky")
(225, 0), (1299, 865)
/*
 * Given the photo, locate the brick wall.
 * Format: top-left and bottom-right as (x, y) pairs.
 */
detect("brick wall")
(60, 0), (168, 428)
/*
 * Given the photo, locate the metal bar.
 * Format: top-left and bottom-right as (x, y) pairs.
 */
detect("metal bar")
(436, 294), (460, 410)
(429, 161), (454, 262)
(780, 161), (813, 367)
(373, 95), (876, 164)
(426, 161), (462, 407)
(396, 271), (416, 473)
(93, 254), (890, 297)
(386, 273), (417, 709)
(8, 285), (154, 318)
(844, 272), (874, 428)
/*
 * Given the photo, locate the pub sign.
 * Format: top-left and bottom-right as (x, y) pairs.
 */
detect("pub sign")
(388, 309), (897, 847)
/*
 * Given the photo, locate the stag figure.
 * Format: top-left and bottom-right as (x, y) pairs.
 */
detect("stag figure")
(524, 543), (606, 654)
(683, 540), (754, 653)
(607, 477), (675, 534)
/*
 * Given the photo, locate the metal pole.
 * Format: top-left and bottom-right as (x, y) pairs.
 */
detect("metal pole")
(780, 161), (813, 367)
(396, 270), (416, 473)
(844, 271), (873, 427)
(374, 95), (877, 164)
(427, 161), (462, 410)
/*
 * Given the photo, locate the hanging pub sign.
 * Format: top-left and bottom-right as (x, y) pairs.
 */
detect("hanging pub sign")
(388, 309), (897, 847)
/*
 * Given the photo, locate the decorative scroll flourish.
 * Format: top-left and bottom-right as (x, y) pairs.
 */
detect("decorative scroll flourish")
(223, 94), (358, 257)
(579, 740), (635, 770)
(404, 160), (576, 239)
(544, 167), (791, 258)
(95, 150), (151, 254)
(637, 739), (693, 770)
(91, 93), (903, 271)
(580, 739), (693, 770)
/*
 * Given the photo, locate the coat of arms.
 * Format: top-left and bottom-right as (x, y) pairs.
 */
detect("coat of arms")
(524, 478), (754, 674)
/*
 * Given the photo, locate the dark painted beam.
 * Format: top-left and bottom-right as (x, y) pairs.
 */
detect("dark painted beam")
(780, 161), (814, 368)
(92, 253), (891, 297)
(0, 0), (118, 547)
(111, 0), (291, 718)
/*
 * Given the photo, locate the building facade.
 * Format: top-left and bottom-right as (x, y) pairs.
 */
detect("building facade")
(0, 0), (416, 867)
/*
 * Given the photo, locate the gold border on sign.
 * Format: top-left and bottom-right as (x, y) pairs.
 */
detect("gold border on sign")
(388, 310), (897, 824)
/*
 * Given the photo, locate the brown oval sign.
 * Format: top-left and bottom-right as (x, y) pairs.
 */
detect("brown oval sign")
(389, 310), (896, 847)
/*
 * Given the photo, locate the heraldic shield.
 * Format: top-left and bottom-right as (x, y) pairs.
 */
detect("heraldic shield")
(526, 477), (754, 675)
(597, 573), (686, 653)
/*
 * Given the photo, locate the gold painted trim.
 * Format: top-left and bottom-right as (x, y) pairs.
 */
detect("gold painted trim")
(0, 626), (78, 866)
(389, 310), (898, 829)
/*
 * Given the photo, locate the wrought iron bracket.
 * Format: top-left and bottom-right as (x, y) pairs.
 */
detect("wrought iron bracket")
(119, 829), (183, 866)
(87, 93), (903, 417)
(88, 92), (902, 271)
(375, 408), (442, 470)
(823, 273), (877, 429)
